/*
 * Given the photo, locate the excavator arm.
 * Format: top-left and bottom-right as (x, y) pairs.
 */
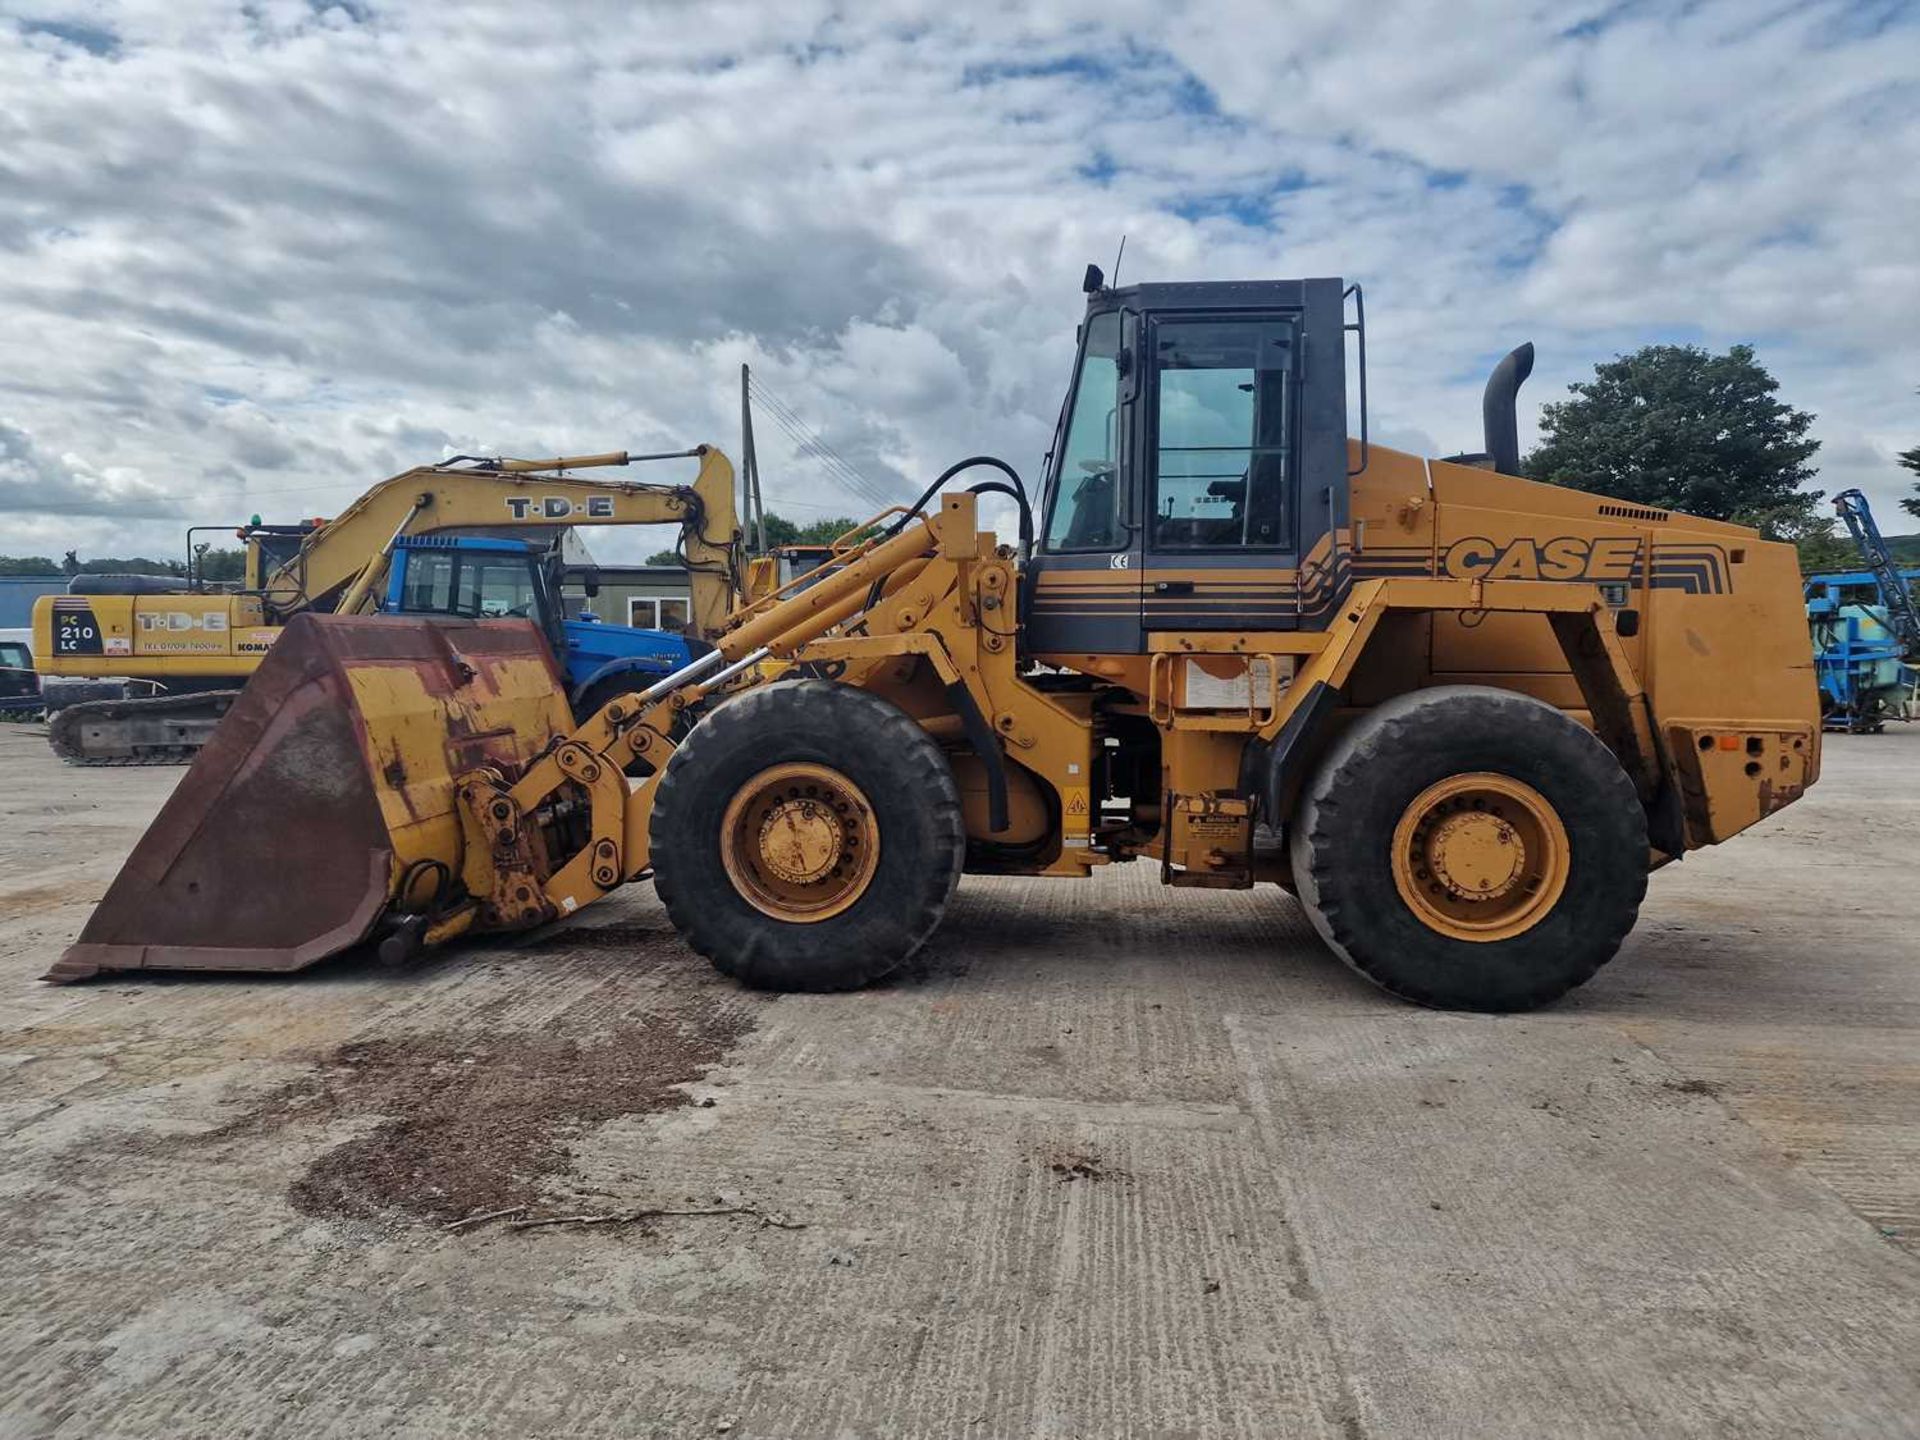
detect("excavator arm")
(257, 445), (743, 639)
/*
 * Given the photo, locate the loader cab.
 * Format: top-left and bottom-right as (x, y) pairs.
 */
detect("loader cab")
(1029, 276), (1353, 655)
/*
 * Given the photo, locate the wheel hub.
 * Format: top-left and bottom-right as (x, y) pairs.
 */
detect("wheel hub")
(720, 762), (881, 923)
(1423, 810), (1527, 900)
(757, 799), (845, 885)
(1389, 772), (1570, 943)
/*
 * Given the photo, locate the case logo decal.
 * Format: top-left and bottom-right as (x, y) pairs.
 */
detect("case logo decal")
(1442, 535), (1641, 583)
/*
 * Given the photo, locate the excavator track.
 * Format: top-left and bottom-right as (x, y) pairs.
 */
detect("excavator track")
(48, 690), (241, 766)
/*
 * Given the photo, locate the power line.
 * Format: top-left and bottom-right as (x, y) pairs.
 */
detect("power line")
(746, 376), (898, 516)
(751, 397), (889, 512)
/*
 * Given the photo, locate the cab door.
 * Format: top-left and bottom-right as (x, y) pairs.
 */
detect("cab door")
(1025, 308), (1144, 656)
(1138, 313), (1302, 634)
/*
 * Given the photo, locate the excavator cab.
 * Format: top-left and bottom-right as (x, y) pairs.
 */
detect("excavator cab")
(1026, 276), (1354, 656)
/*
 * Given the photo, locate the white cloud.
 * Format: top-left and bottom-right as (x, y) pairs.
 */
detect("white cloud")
(0, 416), (183, 518)
(0, 0), (1916, 569)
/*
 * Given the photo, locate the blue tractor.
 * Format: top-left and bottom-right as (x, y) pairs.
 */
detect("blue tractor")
(1805, 490), (1920, 733)
(384, 535), (704, 721)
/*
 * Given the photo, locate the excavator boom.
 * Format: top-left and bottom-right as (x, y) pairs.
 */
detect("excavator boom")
(274, 446), (742, 633)
(33, 445), (745, 765)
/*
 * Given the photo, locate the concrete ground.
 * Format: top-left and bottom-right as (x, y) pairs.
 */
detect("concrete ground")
(0, 720), (1916, 1440)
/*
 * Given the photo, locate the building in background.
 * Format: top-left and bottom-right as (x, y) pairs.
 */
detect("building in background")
(0, 577), (66, 636)
(560, 564), (693, 633)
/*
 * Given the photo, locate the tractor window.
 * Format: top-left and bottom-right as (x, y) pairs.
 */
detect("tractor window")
(457, 556), (539, 618)
(397, 551), (538, 618)
(398, 550), (456, 613)
(1150, 319), (1295, 549)
(1043, 311), (1124, 552)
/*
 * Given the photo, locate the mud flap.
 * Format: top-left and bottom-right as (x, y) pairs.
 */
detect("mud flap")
(47, 614), (573, 982)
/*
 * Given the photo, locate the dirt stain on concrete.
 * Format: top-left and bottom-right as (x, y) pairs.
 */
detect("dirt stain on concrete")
(194, 997), (755, 1224)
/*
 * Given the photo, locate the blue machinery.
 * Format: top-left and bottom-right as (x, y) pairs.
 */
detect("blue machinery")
(1806, 489), (1920, 733)
(383, 536), (698, 720)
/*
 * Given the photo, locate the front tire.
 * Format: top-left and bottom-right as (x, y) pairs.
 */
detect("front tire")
(650, 680), (965, 990)
(1290, 686), (1648, 1012)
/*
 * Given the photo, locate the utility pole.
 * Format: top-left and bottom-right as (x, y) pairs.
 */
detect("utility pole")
(740, 363), (767, 554)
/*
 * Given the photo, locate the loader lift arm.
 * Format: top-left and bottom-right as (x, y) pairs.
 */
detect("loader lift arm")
(458, 494), (970, 938)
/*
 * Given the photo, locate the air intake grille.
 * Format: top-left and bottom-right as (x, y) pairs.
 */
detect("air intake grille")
(1597, 503), (1669, 523)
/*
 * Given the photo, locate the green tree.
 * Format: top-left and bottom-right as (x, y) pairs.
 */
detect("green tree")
(1525, 343), (1822, 538)
(0, 556), (61, 576)
(195, 548), (246, 582)
(78, 556), (184, 576)
(760, 513), (802, 547)
(1789, 522), (1860, 576)
(789, 515), (866, 545)
(652, 514), (871, 563)
(1899, 441), (1920, 521)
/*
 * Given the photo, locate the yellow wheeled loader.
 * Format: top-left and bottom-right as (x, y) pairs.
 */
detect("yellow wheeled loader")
(50, 271), (1821, 1010)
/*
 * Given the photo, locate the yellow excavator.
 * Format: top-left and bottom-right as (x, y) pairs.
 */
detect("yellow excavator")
(32, 448), (743, 763)
(51, 271), (1821, 1011)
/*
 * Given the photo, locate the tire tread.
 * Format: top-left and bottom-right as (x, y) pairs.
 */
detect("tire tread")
(1290, 685), (1648, 1012)
(651, 680), (965, 990)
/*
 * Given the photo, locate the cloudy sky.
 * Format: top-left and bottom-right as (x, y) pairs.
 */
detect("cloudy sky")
(3, 0), (1917, 566)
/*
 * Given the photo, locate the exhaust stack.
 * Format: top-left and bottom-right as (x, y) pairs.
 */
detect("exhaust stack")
(1482, 342), (1535, 476)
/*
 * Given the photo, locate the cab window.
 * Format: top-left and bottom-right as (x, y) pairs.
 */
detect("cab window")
(1150, 318), (1295, 549)
(399, 550), (455, 613)
(458, 556), (538, 617)
(397, 551), (538, 618)
(627, 595), (692, 633)
(1043, 311), (1124, 552)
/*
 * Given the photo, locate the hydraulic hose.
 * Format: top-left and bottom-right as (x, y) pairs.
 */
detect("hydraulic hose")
(886, 456), (1033, 561)
(964, 479), (1034, 559)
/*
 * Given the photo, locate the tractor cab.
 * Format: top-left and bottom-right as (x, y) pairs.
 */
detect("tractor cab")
(384, 535), (695, 714)
(1027, 274), (1356, 656)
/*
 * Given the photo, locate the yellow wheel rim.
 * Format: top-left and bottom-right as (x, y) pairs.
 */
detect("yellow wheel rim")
(720, 762), (880, 924)
(1389, 772), (1570, 943)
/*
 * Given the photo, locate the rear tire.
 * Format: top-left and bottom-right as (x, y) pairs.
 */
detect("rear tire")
(650, 680), (965, 990)
(1289, 685), (1647, 1012)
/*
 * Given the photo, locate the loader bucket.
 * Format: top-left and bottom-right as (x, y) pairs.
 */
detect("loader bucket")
(47, 613), (574, 982)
